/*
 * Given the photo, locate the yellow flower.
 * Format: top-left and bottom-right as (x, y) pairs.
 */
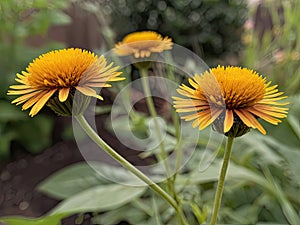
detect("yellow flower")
(114, 31), (173, 58)
(8, 48), (123, 117)
(173, 66), (289, 136)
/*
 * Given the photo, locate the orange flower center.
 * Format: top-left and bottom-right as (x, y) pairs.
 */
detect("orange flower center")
(26, 48), (97, 88)
(195, 66), (266, 109)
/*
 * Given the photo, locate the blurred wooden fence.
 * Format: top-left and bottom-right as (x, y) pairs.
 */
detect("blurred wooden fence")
(27, 3), (104, 51)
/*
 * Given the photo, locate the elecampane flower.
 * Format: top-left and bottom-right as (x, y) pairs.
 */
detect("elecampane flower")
(173, 66), (289, 136)
(115, 31), (173, 58)
(8, 48), (123, 117)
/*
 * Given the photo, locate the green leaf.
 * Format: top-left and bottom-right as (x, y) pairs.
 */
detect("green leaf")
(16, 115), (53, 153)
(152, 196), (163, 225)
(239, 133), (283, 165)
(95, 105), (112, 115)
(280, 147), (300, 185)
(140, 133), (177, 158)
(92, 205), (148, 225)
(0, 131), (15, 160)
(2, 183), (146, 225)
(50, 184), (146, 215)
(287, 114), (300, 141)
(0, 213), (67, 225)
(177, 160), (263, 185)
(263, 95), (300, 148)
(223, 204), (259, 224)
(38, 162), (110, 199)
(0, 100), (27, 121)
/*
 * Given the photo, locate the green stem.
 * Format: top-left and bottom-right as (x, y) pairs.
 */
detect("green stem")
(138, 68), (189, 224)
(75, 114), (177, 209)
(139, 68), (171, 178)
(164, 59), (183, 192)
(209, 136), (234, 225)
(76, 114), (189, 224)
(171, 105), (183, 184)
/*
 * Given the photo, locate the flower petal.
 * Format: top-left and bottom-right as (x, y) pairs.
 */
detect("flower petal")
(199, 108), (223, 130)
(234, 109), (266, 135)
(176, 105), (210, 113)
(247, 107), (283, 125)
(59, 88), (70, 102)
(8, 88), (37, 95)
(12, 91), (42, 105)
(29, 89), (56, 117)
(76, 86), (103, 100)
(182, 113), (201, 121)
(224, 109), (234, 133)
(22, 91), (48, 110)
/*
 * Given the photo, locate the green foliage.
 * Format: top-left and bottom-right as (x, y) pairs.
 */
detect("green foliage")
(50, 184), (145, 215)
(0, 0), (70, 160)
(0, 0), (70, 40)
(242, 0), (300, 95)
(38, 162), (111, 199)
(102, 0), (247, 63)
(3, 101), (299, 225)
(2, 163), (147, 225)
(240, 2), (300, 221)
(0, 100), (54, 159)
(1, 1), (299, 224)
(0, 214), (67, 225)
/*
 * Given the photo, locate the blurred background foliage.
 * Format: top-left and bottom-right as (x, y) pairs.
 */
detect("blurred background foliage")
(242, 0), (300, 95)
(89, 0), (248, 65)
(0, 0), (70, 160)
(0, 0), (300, 224)
(0, 0), (249, 160)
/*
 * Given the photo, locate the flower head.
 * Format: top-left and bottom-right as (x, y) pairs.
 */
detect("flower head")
(173, 66), (289, 137)
(114, 31), (173, 58)
(8, 48), (123, 117)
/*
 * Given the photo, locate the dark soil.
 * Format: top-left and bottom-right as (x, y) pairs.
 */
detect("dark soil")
(0, 138), (90, 224)
(0, 115), (146, 225)
(0, 88), (168, 225)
